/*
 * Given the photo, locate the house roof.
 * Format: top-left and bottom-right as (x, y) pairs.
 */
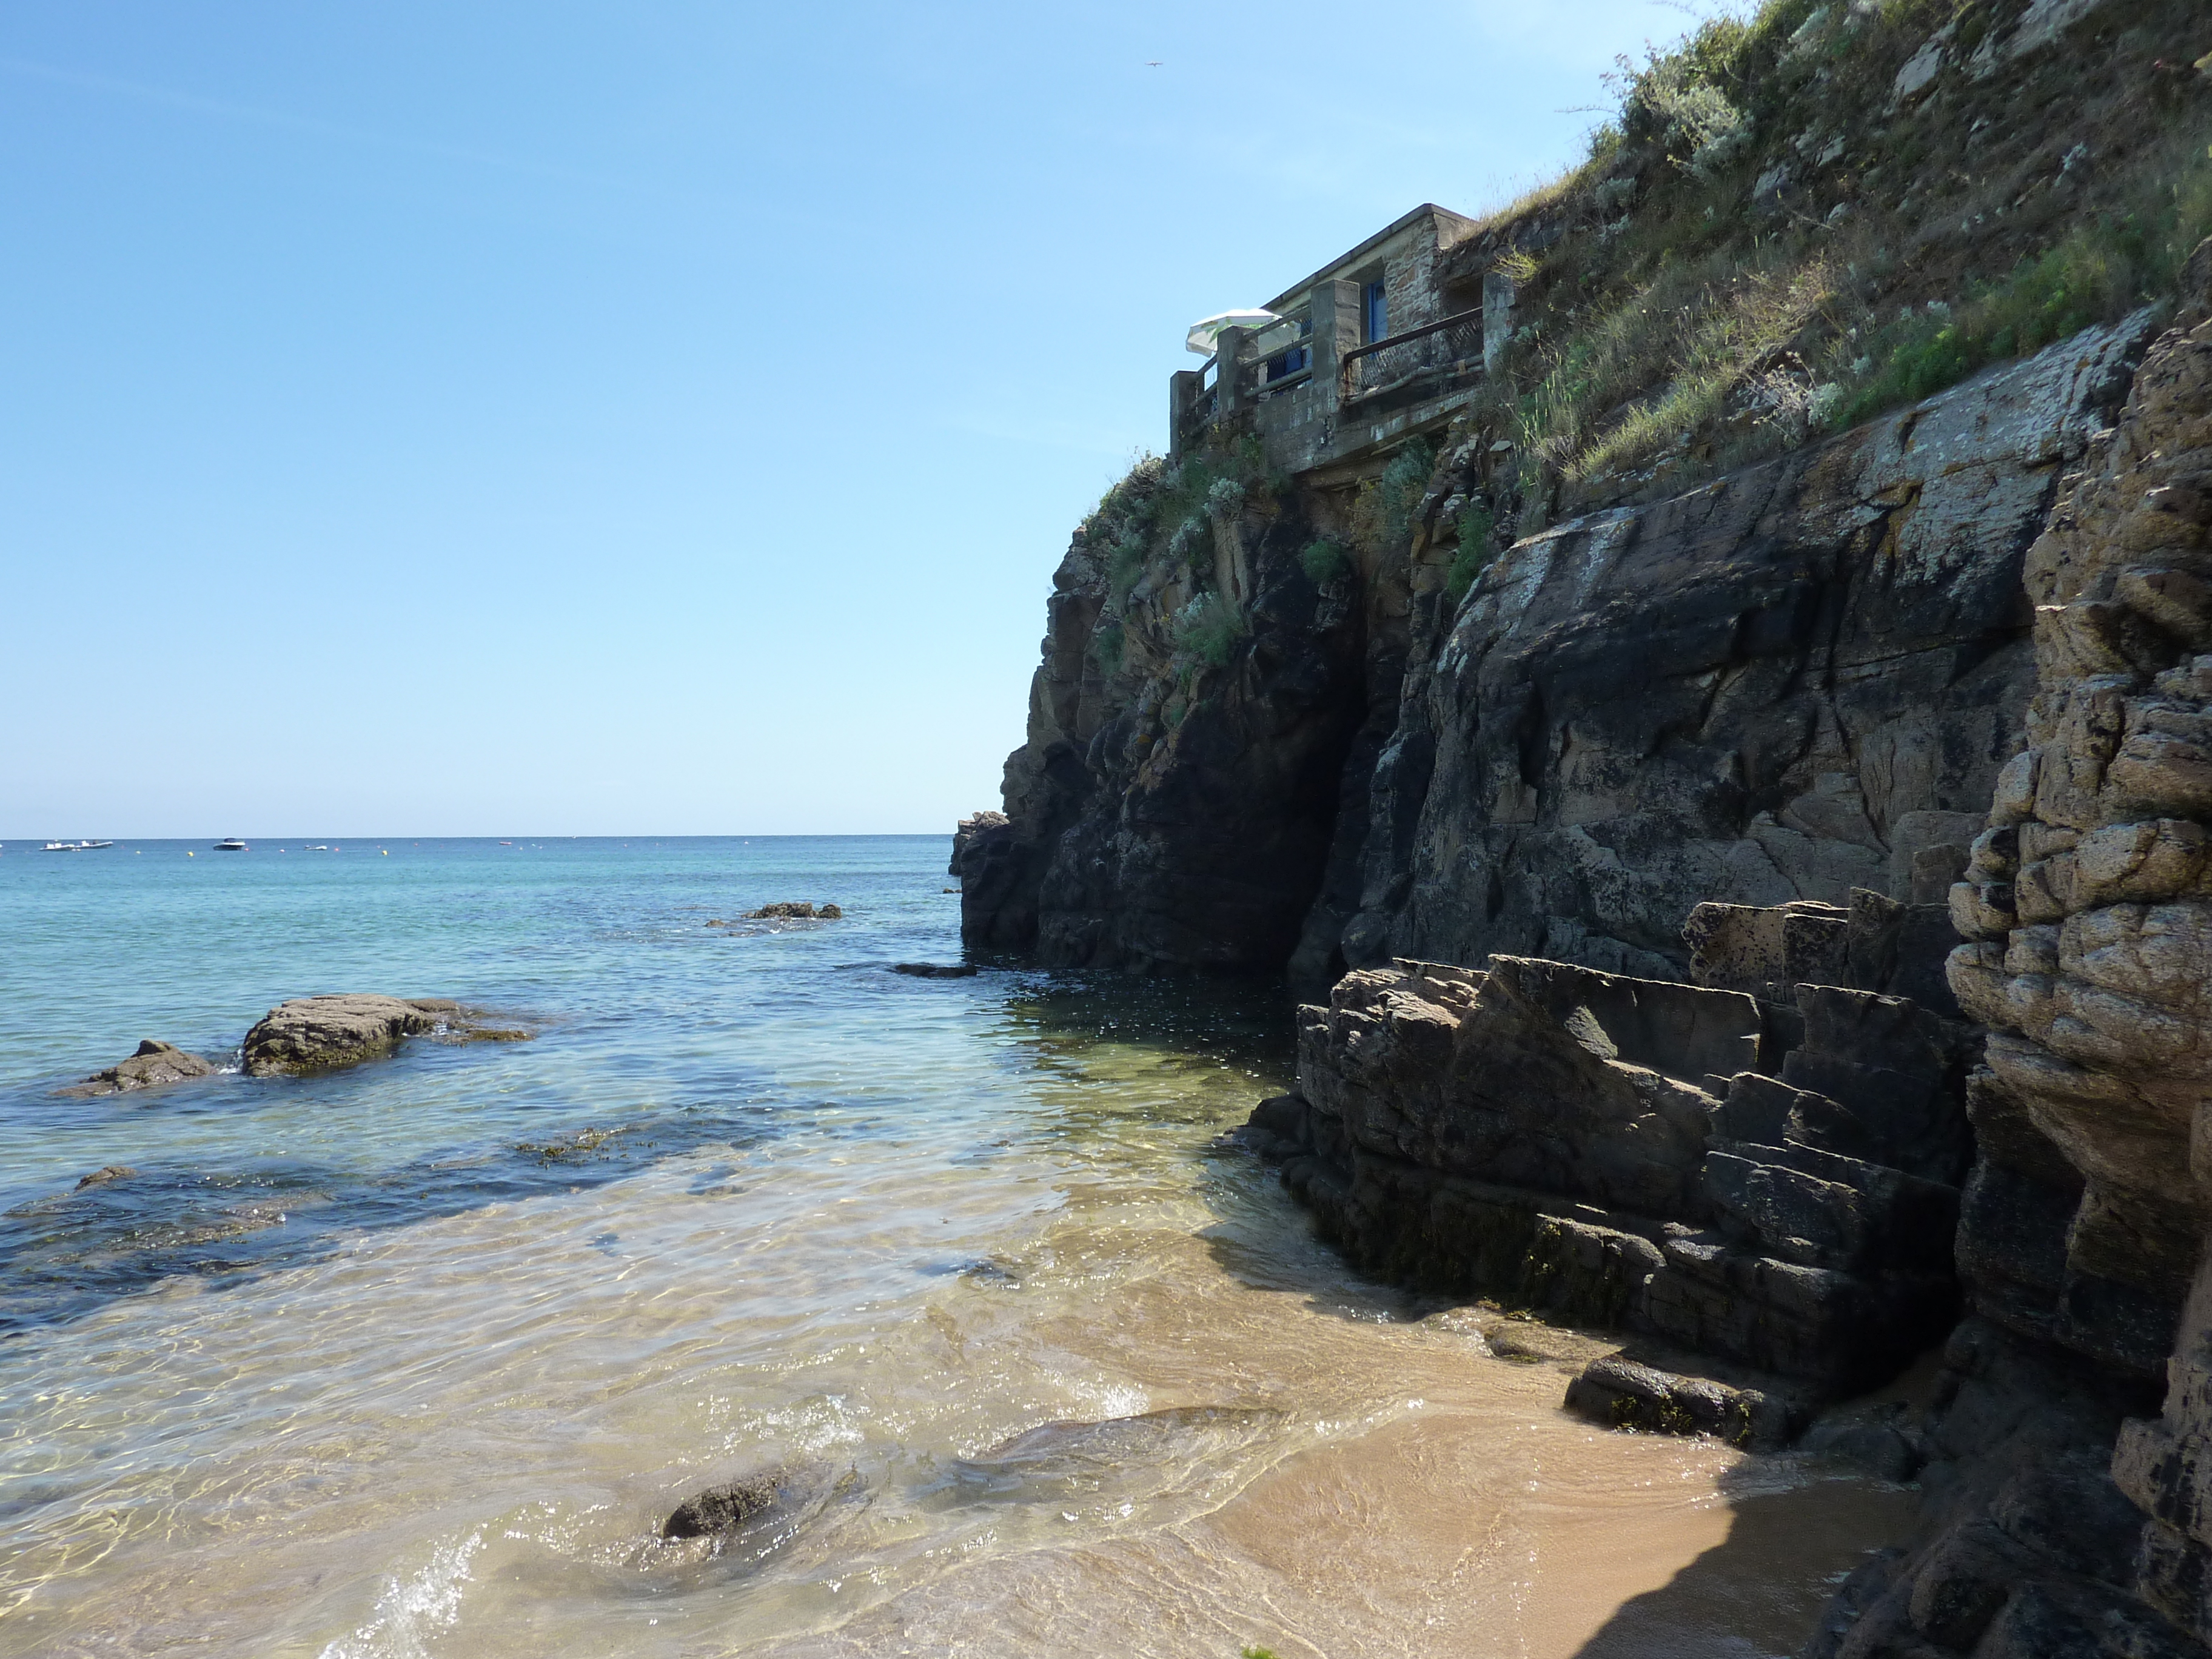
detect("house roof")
(1263, 203), (1479, 314)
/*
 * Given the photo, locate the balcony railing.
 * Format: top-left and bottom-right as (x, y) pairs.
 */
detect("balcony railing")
(1339, 307), (1484, 403)
(1171, 303), (1486, 461)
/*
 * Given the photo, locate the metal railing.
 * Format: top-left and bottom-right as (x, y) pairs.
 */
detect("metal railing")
(1339, 307), (1484, 403)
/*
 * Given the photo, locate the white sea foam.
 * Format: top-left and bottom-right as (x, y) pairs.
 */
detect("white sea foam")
(320, 1530), (481, 1659)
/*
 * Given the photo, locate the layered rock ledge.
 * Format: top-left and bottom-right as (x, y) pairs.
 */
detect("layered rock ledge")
(1242, 894), (1971, 1405)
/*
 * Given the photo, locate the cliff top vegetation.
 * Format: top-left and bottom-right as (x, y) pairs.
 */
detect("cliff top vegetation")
(1459, 0), (2212, 523)
(1067, 0), (2211, 712)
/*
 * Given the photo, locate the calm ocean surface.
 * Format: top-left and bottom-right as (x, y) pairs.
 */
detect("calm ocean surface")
(0, 836), (1903, 1658)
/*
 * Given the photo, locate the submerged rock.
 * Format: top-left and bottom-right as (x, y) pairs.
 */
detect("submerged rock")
(73, 1165), (138, 1190)
(662, 1471), (784, 1540)
(891, 962), (977, 978)
(241, 995), (520, 1076)
(59, 1039), (215, 1097)
(939, 1406), (1284, 1502)
(743, 902), (842, 920)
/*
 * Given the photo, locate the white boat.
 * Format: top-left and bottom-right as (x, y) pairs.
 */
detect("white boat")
(45, 840), (116, 851)
(213, 839), (249, 853)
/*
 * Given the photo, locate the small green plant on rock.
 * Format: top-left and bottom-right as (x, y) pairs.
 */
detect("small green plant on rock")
(1299, 538), (1349, 586)
(1172, 592), (1248, 669)
(1618, 27), (1753, 179)
(1446, 505), (1496, 605)
(1351, 438), (1437, 555)
(1091, 619), (1125, 675)
(1106, 532), (1148, 604)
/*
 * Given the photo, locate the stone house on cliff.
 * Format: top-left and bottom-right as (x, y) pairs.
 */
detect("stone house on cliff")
(1170, 201), (1510, 478)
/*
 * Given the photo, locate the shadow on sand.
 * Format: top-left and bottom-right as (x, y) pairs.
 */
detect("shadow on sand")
(1569, 1464), (1913, 1658)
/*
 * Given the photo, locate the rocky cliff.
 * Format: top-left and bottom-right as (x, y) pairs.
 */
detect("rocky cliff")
(1230, 271), (2212, 1656)
(959, 0), (2212, 1651)
(954, 463), (1379, 973)
(961, 318), (2156, 987)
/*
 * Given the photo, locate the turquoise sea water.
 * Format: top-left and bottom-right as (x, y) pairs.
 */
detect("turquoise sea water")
(0, 836), (1281, 1335)
(0, 836), (1903, 1658)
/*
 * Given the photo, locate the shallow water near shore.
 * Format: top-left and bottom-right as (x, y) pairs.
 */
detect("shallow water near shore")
(0, 836), (1909, 1657)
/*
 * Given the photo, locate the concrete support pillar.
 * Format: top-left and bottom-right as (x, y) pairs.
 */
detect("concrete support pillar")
(1168, 369), (1202, 461)
(1311, 278), (1362, 414)
(1484, 273), (1518, 375)
(1216, 325), (1249, 420)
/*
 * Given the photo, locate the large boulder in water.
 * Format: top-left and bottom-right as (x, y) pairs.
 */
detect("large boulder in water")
(60, 1039), (215, 1097)
(241, 994), (515, 1076)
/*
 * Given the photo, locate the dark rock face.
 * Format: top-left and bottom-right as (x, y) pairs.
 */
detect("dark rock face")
(240, 995), (505, 1077)
(957, 494), (1384, 972)
(59, 1039), (215, 1096)
(1341, 314), (2157, 983)
(960, 245), (2212, 1651)
(1564, 1355), (1800, 1450)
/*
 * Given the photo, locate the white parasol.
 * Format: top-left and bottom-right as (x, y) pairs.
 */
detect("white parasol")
(1185, 310), (1282, 355)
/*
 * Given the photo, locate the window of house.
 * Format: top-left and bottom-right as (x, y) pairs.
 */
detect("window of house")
(1363, 281), (1387, 343)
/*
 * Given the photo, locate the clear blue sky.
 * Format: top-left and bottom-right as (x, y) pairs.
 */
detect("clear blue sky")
(1, 1), (1700, 838)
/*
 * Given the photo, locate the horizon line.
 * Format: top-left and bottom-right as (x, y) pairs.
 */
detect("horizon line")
(0, 831), (959, 843)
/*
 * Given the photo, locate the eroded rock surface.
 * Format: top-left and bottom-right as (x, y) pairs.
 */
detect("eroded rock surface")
(1808, 255), (2212, 1658)
(59, 1039), (215, 1096)
(960, 320), (2156, 986)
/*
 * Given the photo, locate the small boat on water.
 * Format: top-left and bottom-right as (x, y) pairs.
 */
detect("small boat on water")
(42, 840), (114, 851)
(213, 839), (249, 853)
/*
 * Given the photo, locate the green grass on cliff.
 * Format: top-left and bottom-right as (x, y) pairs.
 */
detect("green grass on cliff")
(1087, 433), (1290, 608)
(1840, 142), (2212, 424)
